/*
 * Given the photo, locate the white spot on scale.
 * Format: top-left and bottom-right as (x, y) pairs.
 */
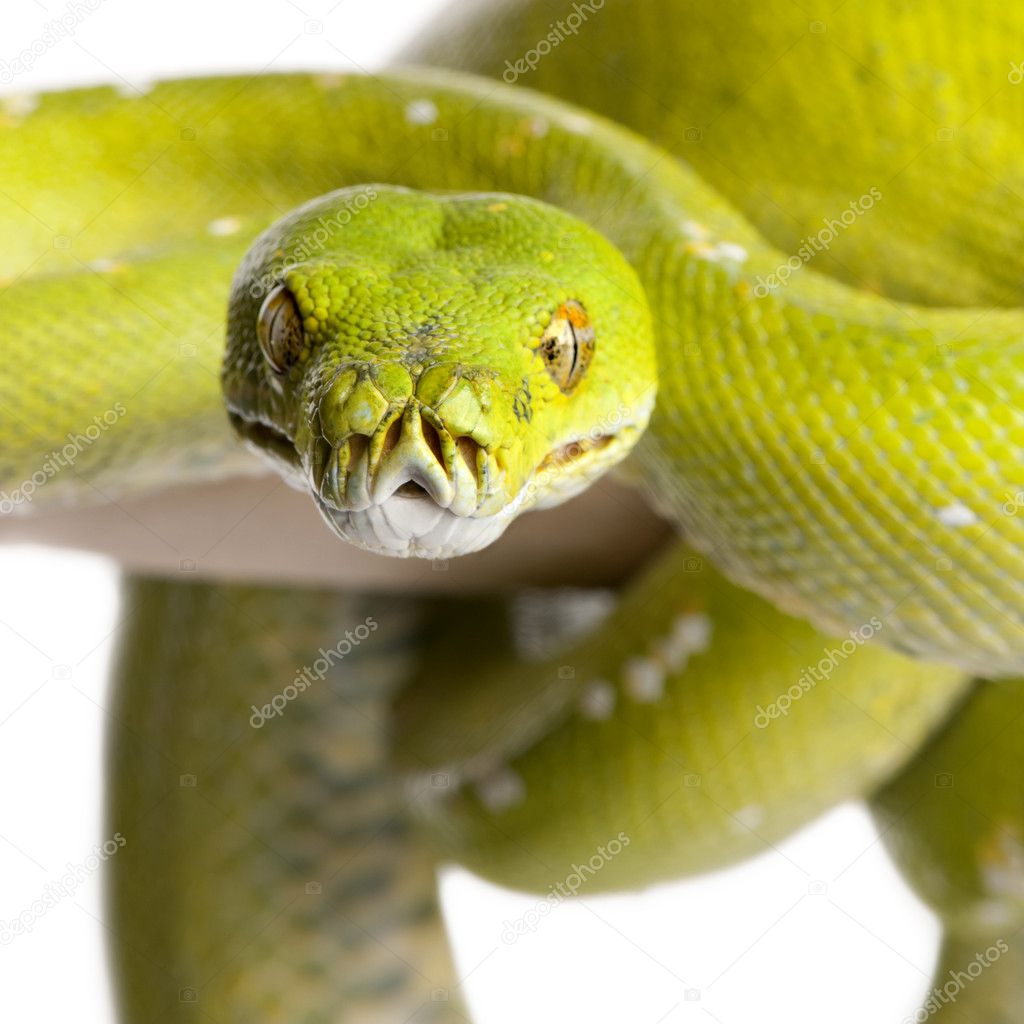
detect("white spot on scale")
(647, 610), (712, 667)
(3, 94), (39, 119)
(693, 241), (749, 265)
(680, 220), (709, 241)
(87, 257), (125, 274)
(207, 216), (242, 237)
(405, 98), (438, 125)
(658, 612), (714, 671)
(981, 860), (1024, 899)
(316, 73), (347, 91)
(578, 679), (616, 720)
(623, 657), (665, 703)
(715, 242), (748, 263)
(972, 900), (1018, 931)
(528, 117), (550, 138)
(475, 768), (525, 813)
(732, 804), (766, 831)
(978, 829), (1024, 898)
(562, 113), (593, 135)
(116, 80), (154, 99)
(655, 644), (688, 674)
(935, 502), (978, 527)
(674, 613), (713, 653)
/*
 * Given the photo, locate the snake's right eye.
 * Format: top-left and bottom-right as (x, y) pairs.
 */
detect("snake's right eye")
(257, 285), (304, 373)
(539, 299), (595, 394)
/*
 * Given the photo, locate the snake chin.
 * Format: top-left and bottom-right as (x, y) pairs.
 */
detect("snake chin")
(229, 397), (655, 559)
(315, 491), (516, 559)
(311, 415), (652, 558)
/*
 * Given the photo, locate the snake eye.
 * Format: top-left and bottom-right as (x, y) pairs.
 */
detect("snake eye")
(257, 285), (304, 373)
(539, 300), (595, 393)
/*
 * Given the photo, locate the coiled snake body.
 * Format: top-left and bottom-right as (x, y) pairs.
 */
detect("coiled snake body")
(2, 0), (1023, 1019)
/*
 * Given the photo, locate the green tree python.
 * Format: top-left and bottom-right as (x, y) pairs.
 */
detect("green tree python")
(2, 0), (1023, 1019)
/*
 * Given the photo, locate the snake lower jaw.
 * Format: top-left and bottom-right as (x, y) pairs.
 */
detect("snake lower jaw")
(229, 399), (652, 558)
(308, 434), (636, 558)
(312, 434), (644, 558)
(314, 491), (518, 559)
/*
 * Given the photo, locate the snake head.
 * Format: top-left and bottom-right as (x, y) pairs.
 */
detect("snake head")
(222, 185), (655, 558)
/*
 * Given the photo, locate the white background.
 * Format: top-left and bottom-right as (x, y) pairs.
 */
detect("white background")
(0, 2), (939, 1021)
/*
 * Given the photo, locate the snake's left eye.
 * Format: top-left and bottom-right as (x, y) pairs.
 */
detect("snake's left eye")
(540, 300), (595, 393)
(257, 285), (304, 373)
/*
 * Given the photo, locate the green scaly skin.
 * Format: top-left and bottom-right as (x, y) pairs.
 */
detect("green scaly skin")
(408, 0), (1024, 309)
(404, 0), (1024, 674)
(0, 0), (1022, 1019)
(398, 541), (967, 892)
(222, 184), (655, 557)
(872, 680), (1024, 1020)
(2, 56), (1022, 669)
(107, 578), (464, 1023)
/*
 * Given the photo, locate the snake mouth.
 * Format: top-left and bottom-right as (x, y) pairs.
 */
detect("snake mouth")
(227, 408), (512, 557)
(312, 427), (639, 558)
(227, 398), (651, 558)
(311, 404), (495, 519)
(538, 432), (615, 472)
(526, 418), (650, 512)
(299, 397), (514, 557)
(227, 412), (303, 479)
